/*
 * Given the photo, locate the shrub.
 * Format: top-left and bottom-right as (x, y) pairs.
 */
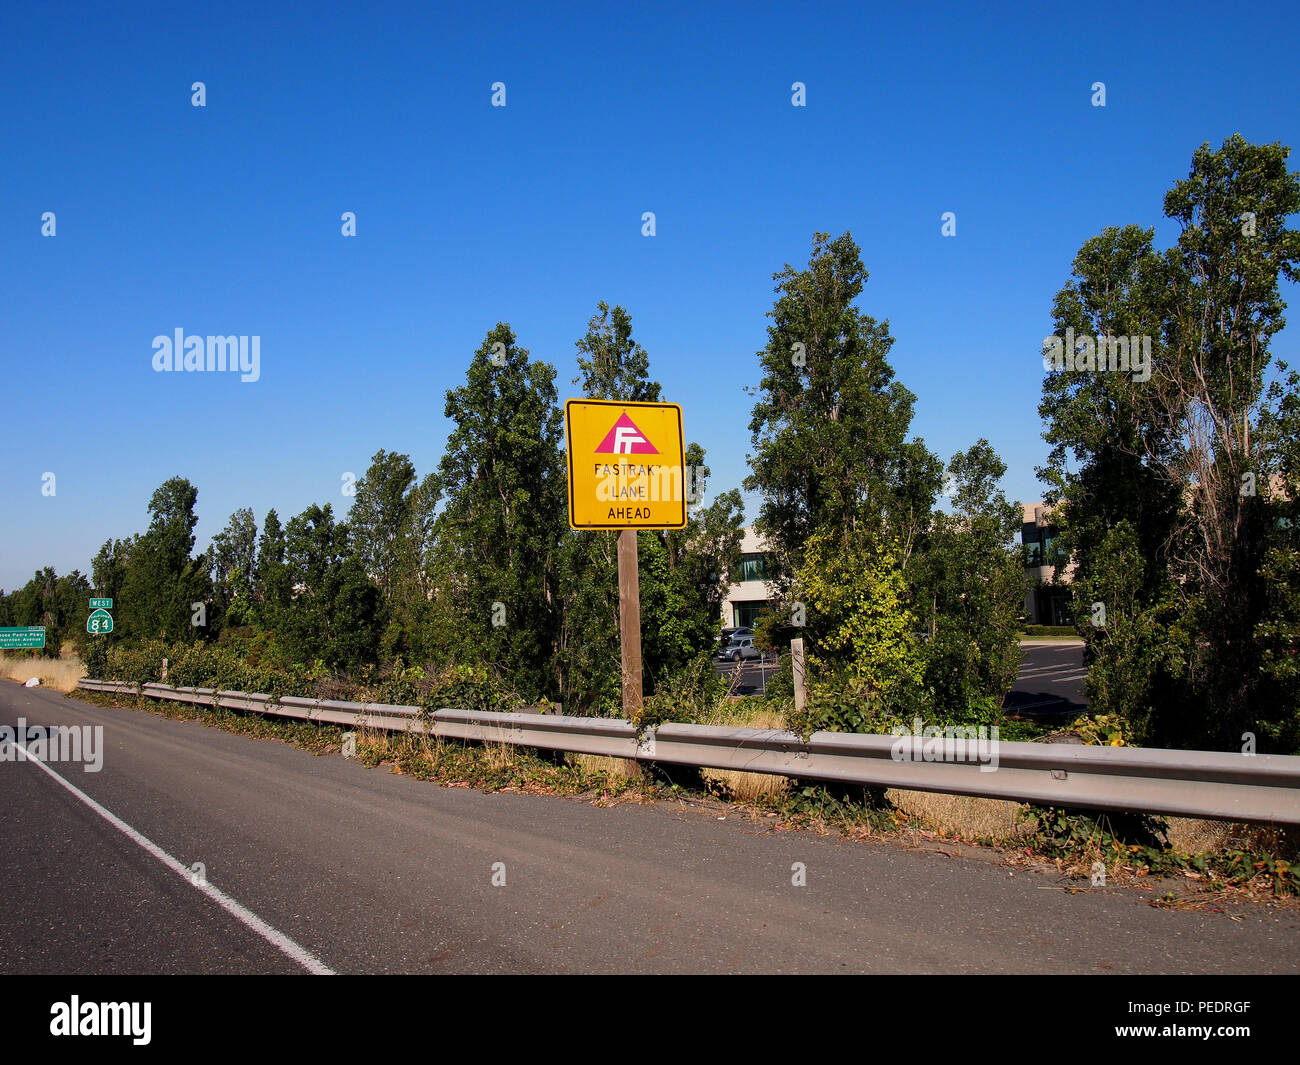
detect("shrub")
(418, 663), (524, 715)
(639, 652), (729, 728)
(1022, 625), (1077, 637)
(791, 672), (915, 738)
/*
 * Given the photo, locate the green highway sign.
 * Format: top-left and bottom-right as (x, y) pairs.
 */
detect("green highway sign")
(87, 609), (114, 635)
(89, 598), (113, 609)
(0, 626), (46, 650)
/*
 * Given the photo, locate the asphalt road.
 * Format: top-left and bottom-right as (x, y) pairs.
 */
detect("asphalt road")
(1008, 641), (1089, 717)
(1, 679), (1295, 975)
(714, 655), (780, 695)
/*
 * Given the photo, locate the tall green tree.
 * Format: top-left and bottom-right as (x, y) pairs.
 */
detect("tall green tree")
(211, 508), (258, 627)
(1254, 366), (1300, 750)
(119, 478), (212, 641)
(383, 471), (444, 662)
(349, 450), (417, 603)
(910, 441), (1026, 723)
(1039, 136), (1300, 750)
(1037, 224), (1180, 591)
(572, 301), (662, 403)
(254, 508), (291, 617)
(92, 536), (137, 606)
(745, 231), (942, 589)
(430, 324), (566, 695)
(281, 503), (380, 669)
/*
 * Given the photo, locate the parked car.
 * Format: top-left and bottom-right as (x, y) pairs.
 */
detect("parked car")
(717, 635), (762, 662)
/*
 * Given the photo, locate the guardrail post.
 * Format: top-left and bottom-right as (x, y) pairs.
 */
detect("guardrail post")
(791, 637), (807, 715)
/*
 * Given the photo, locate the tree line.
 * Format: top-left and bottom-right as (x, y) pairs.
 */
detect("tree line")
(1, 243), (1026, 724)
(6, 137), (1294, 752)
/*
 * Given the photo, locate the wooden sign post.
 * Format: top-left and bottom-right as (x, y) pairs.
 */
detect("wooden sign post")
(564, 399), (687, 725)
(617, 529), (643, 723)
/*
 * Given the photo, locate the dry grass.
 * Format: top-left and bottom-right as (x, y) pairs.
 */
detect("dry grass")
(354, 724), (399, 759)
(0, 652), (85, 692)
(482, 737), (525, 772)
(704, 765), (790, 803)
(567, 753), (643, 780)
(696, 703), (791, 802)
(1165, 817), (1300, 857)
(886, 788), (1032, 843)
(879, 798), (1300, 855)
(1165, 817), (1238, 854)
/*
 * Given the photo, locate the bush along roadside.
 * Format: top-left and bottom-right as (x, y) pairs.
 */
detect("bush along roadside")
(88, 639), (531, 714)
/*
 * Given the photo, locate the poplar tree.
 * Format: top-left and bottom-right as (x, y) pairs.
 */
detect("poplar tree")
(430, 323), (566, 696)
(745, 231), (941, 588)
(119, 478), (211, 641)
(1039, 135), (1300, 750)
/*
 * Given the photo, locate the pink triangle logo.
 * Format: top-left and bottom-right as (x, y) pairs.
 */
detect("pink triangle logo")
(595, 412), (659, 454)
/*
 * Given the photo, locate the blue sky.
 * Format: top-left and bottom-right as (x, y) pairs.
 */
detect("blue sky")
(2, 0), (1298, 590)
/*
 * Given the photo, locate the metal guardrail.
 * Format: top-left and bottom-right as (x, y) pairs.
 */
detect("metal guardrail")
(76, 678), (1300, 824)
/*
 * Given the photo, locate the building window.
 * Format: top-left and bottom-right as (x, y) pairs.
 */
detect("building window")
(1023, 527), (1066, 569)
(737, 552), (773, 583)
(1042, 531), (1068, 567)
(733, 602), (771, 628)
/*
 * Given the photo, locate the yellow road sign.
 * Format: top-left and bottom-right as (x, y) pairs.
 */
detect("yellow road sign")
(564, 399), (687, 530)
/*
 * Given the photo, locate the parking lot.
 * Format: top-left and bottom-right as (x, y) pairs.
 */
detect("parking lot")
(714, 640), (1089, 708)
(713, 655), (781, 695)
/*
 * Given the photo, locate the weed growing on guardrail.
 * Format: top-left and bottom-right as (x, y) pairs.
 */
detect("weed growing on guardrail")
(1063, 713), (1128, 746)
(92, 638), (315, 697)
(782, 782), (894, 826)
(410, 663), (525, 715)
(1216, 848), (1298, 896)
(1025, 805), (1170, 862)
(710, 776), (900, 835)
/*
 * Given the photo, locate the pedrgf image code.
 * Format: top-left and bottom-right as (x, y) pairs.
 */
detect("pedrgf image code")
(1129, 1003), (1251, 1015)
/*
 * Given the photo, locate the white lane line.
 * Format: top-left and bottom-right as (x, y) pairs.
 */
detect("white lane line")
(13, 739), (335, 975)
(1017, 667), (1078, 679)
